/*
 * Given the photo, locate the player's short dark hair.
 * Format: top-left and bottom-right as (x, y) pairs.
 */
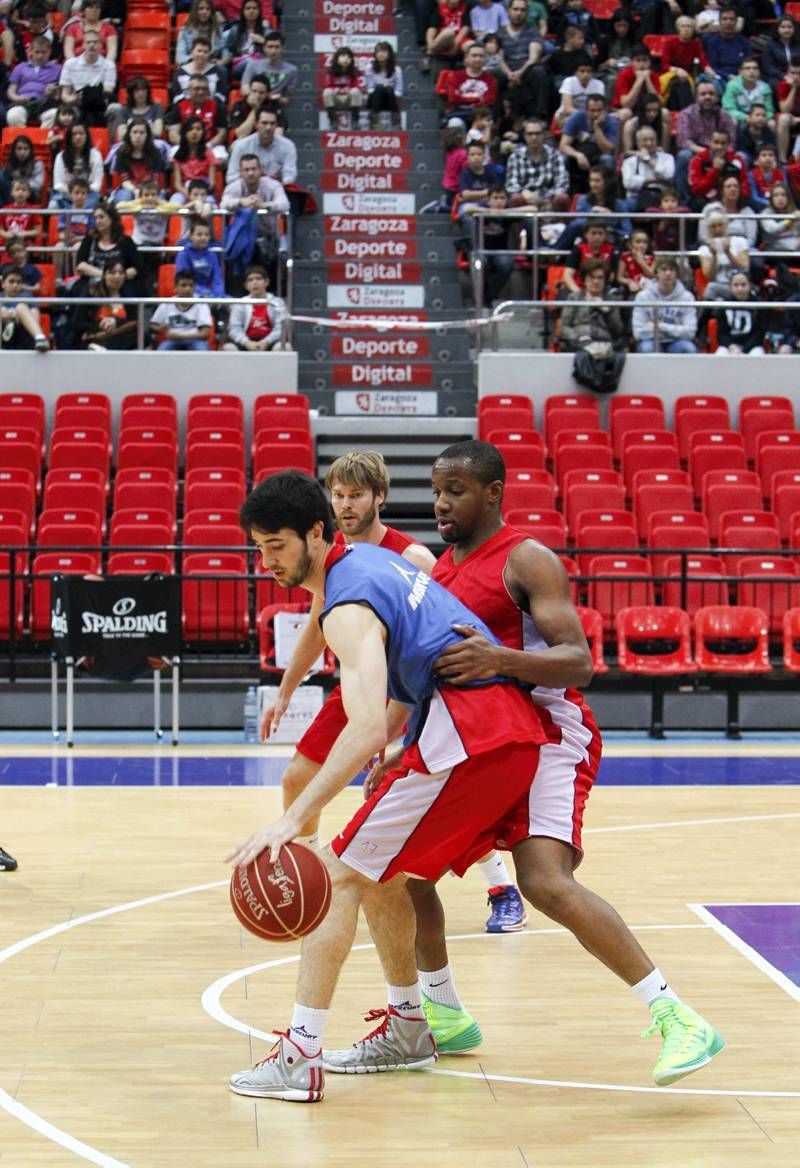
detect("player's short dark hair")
(241, 472), (334, 541)
(435, 440), (506, 485)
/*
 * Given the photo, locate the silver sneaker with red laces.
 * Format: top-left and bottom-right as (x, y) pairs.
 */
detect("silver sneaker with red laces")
(229, 1032), (324, 1102)
(323, 1005), (437, 1073)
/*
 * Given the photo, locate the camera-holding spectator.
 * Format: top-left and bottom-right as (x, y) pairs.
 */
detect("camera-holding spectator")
(365, 41), (403, 129)
(722, 57), (774, 129)
(150, 271), (212, 352)
(703, 6), (752, 85)
(228, 107), (298, 186)
(0, 178), (42, 257)
(612, 44), (660, 127)
(675, 78), (736, 198)
(697, 202), (750, 298)
(166, 74), (229, 167)
(322, 46), (364, 129)
(171, 117), (217, 205)
(736, 102), (777, 165)
(712, 271), (766, 354)
(759, 181), (800, 250)
(760, 16), (800, 90)
(222, 264), (289, 351)
(632, 256), (698, 352)
(687, 125), (750, 207)
(563, 220), (616, 294)
(75, 200), (140, 288)
(62, 0), (117, 63)
(442, 42), (498, 126)
(223, 0), (270, 82)
(456, 140), (505, 224)
(176, 215), (224, 299)
(505, 118), (570, 210)
(73, 260), (137, 351)
(58, 30), (119, 127)
(241, 31), (297, 114)
(2, 238), (42, 296)
(111, 77), (166, 143)
(51, 122), (104, 208)
(776, 61), (800, 164)
(423, 0), (472, 74)
(617, 227), (656, 295)
(176, 0), (226, 68)
(5, 35), (60, 127)
(621, 125), (676, 210)
(174, 38), (228, 100)
(559, 92), (617, 191)
(0, 134), (46, 204)
(660, 16), (713, 113)
(0, 266), (49, 351)
(497, 0), (547, 121)
(560, 259), (626, 351)
(110, 118), (168, 204)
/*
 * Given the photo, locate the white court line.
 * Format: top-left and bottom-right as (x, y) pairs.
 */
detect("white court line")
(689, 903), (800, 1004)
(586, 812), (800, 835)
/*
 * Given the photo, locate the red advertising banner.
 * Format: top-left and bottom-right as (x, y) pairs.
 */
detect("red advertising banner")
(332, 362), (434, 387)
(320, 171), (409, 192)
(326, 261), (423, 283)
(330, 334), (430, 358)
(324, 214), (416, 235)
(321, 131), (408, 151)
(322, 149), (412, 172)
(324, 236), (419, 260)
(330, 309), (429, 322)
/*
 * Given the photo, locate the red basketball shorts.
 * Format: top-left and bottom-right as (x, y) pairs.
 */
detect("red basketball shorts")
(295, 685), (347, 764)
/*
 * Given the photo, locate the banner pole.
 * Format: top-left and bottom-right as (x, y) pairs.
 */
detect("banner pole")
(154, 668), (163, 740)
(171, 658), (180, 747)
(50, 655), (59, 740)
(66, 658), (74, 748)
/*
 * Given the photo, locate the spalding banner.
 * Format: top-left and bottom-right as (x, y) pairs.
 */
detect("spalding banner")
(50, 574), (181, 680)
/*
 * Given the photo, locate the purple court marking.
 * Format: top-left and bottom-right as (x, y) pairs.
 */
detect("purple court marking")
(692, 903), (800, 1001)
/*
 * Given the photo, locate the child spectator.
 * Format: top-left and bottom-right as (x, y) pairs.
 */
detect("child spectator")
(51, 122), (104, 208)
(45, 103), (77, 159)
(150, 271), (212, 350)
(617, 228), (655, 295)
(481, 33), (504, 78)
(110, 118), (167, 205)
(557, 0), (600, 54)
(171, 117), (217, 205)
(115, 176), (174, 282)
(72, 259), (137, 350)
(563, 221), (616, 293)
(457, 141), (505, 225)
(440, 122), (468, 210)
(175, 0), (225, 68)
(712, 271), (766, 354)
(0, 266), (49, 351)
(749, 144), (786, 209)
(632, 256), (697, 352)
(613, 45), (661, 126)
(57, 176), (94, 250)
(229, 74), (275, 140)
(322, 46), (364, 128)
(0, 134), (46, 205)
(365, 41), (403, 128)
(0, 179), (42, 259)
(759, 181), (800, 251)
(176, 216), (224, 298)
(736, 103), (778, 164)
(222, 264), (288, 350)
(556, 60), (605, 128)
(2, 238), (42, 296)
(648, 186), (691, 251)
(184, 177), (217, 222)
(463, 185), (516, 308)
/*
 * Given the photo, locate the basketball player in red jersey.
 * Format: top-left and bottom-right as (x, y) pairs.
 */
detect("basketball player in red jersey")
(324, 440), (724, 1087)
(263, 449), (528, 939)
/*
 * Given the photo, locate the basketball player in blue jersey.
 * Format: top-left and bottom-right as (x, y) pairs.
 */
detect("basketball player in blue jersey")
(226, 470), (548, 1103)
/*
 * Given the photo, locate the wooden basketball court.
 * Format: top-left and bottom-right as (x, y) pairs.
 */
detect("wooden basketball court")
(1, 740), (799, 1167)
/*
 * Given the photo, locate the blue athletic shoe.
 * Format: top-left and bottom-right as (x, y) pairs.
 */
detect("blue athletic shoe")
(485, 884), (528, 933)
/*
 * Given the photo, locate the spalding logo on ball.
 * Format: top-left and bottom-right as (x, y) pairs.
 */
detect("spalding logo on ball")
(230, 842), (332, 941)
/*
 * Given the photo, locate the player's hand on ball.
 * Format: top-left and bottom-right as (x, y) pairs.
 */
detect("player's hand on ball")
(434, 624), (500, 684)
(260, 694), (288, 741)
(225, 813), (300, 867)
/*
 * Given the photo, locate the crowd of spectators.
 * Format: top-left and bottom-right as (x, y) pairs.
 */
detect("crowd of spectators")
(0, 1), (299, 352)
(428, 0), (800, 348)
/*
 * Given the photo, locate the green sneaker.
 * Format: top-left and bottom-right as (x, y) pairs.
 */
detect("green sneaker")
(642, 998), (725, 1087)
(422, 993), (482, 1054)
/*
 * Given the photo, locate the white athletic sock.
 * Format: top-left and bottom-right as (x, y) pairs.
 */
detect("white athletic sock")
(386, 982), (423, 1015)
(294, 832), (319, 850)
(289, 1003), (327, 1055)
(418, 964), (462, 1011)
(478, 852), (512, 890)
(632, 968), (681, 1009)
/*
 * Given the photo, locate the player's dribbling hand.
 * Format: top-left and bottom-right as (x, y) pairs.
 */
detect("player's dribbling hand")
(225, 812), (301, 867)
(260, 694), (288, 741)
(434, 624), (500, 684)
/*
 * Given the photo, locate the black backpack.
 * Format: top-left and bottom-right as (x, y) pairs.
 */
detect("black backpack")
(572, 349), (626, 395)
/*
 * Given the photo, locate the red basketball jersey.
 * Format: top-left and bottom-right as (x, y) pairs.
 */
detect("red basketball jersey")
(333, 524), (416, 553)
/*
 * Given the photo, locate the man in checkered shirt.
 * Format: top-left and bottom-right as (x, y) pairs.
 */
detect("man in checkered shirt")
(505, 119), (570, 210)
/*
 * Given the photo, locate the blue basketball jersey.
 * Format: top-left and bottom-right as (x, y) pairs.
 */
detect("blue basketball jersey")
(320, 542), (504, 713)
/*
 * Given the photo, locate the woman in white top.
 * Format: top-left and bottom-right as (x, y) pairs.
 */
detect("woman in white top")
(698, 203), (750, 299)
(759, 181), (800, 251)
(50, 122), (105, 207)
(364, 42), (404, 128)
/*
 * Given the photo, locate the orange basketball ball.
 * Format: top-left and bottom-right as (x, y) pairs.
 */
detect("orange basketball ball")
(229, 843), (332, 942)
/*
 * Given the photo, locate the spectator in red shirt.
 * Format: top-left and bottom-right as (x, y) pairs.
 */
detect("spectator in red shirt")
(660, 16), (714, 111)
(322, 46), (364, 129)
(443, 43), (499, 126)
(612, 44), (661, 127)
(688, 126), (751, 207)
(170, 116), (217, 204)
(777, 61), (800, 163)
(165, 74), (229, 166)
(563, 221), (616, 294)
(424, 0), (471, 72)
(749, 143), (786, 208)
(0, 179), (43, 260)
(62, 0), (118, 63)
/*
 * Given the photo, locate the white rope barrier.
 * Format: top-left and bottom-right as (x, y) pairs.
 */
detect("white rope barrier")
(288, 313), (513, 331)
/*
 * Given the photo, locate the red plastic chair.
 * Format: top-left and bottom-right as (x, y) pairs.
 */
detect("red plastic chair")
(182, 552), (250, 641)
(503, 508), (567, 549)
(694, 605), (771, 674)
(113, 478), (176, 517)
(544, 407), (601, 456)
(772, 474), (800, 542)
(37, 508), (102, 549)
(0, 511), (29, 574)
(587, 554), (654, 632)
(674, 394), (730, 427)
(479, 393), (535, 417)
(55, 392), (111, 427)
(43, 476), (105, 532)
(110, 506), (175, 542)
(502, 480), (560, 514)
(704, 481), (763, 541)
(118, 49), (171, 88)
(556, 442), (615, 487)
(575, 605), (608, 674)
(253, 443), (315, 479)
(0, 551), (26, 639)
(758, 443), (800, 499)
(661, 554), (728, 617)
(256, 392), (310, 412)
(741, 411), (796, 464)
(478, 407), (535, 439)
(735, 557), (799, 634)
(738, 395), (794, 426)
(0, 472), (36, 535)
(563, 471), (624, 537)
(254, 405), (311, 433)
(184, 466), (246, 492)
(183, 517), (245, 548)
(29, 551), (102, 640)
(107, 551), (174, 574)
(635, 483), (695, 540)
(611, 409), (667, 463)
(616, 605), (696, 674)
(187, 393), (244, 426)
(676, 407), (732, 465)
(120, 392), (177, 422)
(649, 516), (712, 578)
(782, 607), (800, 670)
(623, 443), (680, 493)
(493, 441), (547, 471)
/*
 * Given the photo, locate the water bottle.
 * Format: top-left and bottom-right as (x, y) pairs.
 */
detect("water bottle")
(243, 685), (260, 743)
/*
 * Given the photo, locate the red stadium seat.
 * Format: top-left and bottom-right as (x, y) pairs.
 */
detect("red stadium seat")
(649, 515), (711, 577)
(254, 405), (311, 433)
(574, 509), (638, 566)
(44, 475), (105, 533)
(611, 408), (667, 462)
(544, 407), (601, 455)
(675, 407), (732, 465)
(502, 480), (559, 513)
(704, 481), (763, 541)
(674, 394), (731, 427)
(616, 606), (696, 674)
(478, 407), (535, 439)
(0, 392), (45, 431)
(479, 393), (535, 418)
(661, 554), (728, 617)
(107, 552), (174, 574)
(543, 393), (598, 424)
(37, 507), (102, 549)
(256, 392), (311, 412)
(738, 395), (794, 427)
(758, 442), (800, 498)
(564, 477), (626, 537)
(29, 551), (101, 640)
(635, 483), (695, 540)
(740, 410), (796, 464)
(772, 474), (800, 542)
(575, 605), (608, 674)
(184, 478), (245, 515)
(556, 442), (614, 486)
(183, 513), (245, 548)
(623, 443), (680, 493)
(119, 426), (177, 464)
(587, 554), (654, 631)
(503, 508), (566, 549)
(182, 552), (250, 641)
(694, 606), (771, 673)
(120, 393), (177, 423)
(110, 507), (175, 544)
(782, 607), (800, 671)
(0, 550), (25, 639)
(55, 392), (111, 428)
(493, 441), (547, 471)
(113, 478), (176, 517)
(253, 443), (315, 478)
(0, 470), (36, 536)
(735, 557), (800, 634)
(187, 394), (244, 430)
